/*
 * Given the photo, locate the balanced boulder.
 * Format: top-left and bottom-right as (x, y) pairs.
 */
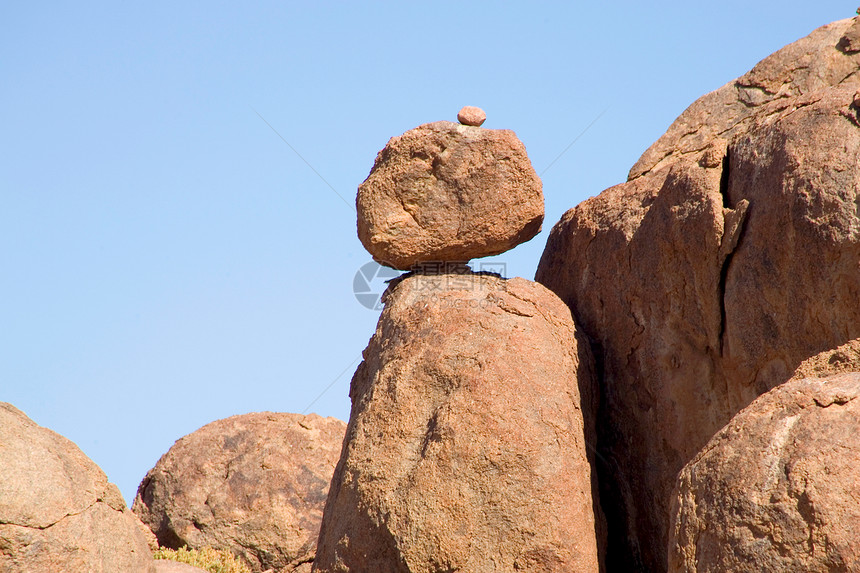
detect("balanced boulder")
(133, 412), (346, 573)
(457, 105), (487, 126)
(0, 402), (155, 573)
(356, 120), (543, 269)
(314, 273), (602, 572)
(669, 372), (860, 572)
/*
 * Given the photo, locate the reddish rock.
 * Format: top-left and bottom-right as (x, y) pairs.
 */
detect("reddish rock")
(356, 121), (543, 270)
(790, 338), (860, 381)
(314, 273), (602, 573)
(133, 412), (346, 573)
(536, 18), (860, 572)
(630, 18), (860, 179)
(838, 14), (860, 53)
(0, 402), (155, 573)
(669, 373), (860, 572)
(457, 105), (486, 126)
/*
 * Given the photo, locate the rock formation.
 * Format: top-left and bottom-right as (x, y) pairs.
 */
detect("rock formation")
(0, 402), (155, 573)
(790, 338), (860, 381)
(133, 412), (346, 573)
(536, 15), (860, 572)
(314, 273), (601, 573)
(356, 120), (543, 270)
(669, 372), (860, 572)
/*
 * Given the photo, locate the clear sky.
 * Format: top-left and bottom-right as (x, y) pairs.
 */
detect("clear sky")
(2, 2), (853, 504)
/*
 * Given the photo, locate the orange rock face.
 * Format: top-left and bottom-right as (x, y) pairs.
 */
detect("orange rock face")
(536, 16), (860, 572)
(314, 273), (602, 573)
(670, 373), (860, 572)
(356, 121), (543, 270)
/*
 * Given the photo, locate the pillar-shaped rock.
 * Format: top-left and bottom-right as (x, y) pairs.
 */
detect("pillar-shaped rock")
(314, 273), (602, 573)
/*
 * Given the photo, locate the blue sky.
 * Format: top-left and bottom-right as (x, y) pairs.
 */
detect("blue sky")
(1, 2), (852, 504)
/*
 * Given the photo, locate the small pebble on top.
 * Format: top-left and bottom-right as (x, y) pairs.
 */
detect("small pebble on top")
(457, 106), (486, 127)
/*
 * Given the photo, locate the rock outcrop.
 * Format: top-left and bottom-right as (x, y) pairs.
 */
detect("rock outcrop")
(669, 372), (860, 572)
(314, 273), (602, 573)
(790, 338), (860, 381)
(536, 15), (860, 572)
(133, 412), (346, 573)
(356, 121), (543, 269)
(0, 402), (155, 573)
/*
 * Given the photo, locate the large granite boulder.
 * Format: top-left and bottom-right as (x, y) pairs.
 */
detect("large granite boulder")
(536, 15), (860, 572)
(356, 121), (543, 269)
(133, 412), (346, 572)
(314, 273), (602, 573)
(669, 372), (860, 572)
(0, 402), (155, 573)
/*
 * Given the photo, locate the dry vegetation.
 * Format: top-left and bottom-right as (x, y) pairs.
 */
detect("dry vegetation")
(153, 546), (252, 573)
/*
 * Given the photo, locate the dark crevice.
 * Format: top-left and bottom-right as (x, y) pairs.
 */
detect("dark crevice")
(718, 253), (732, 355)
(718, 149), (740, 354)
(588, 337), (647, 573)
(718, 215), (749, 356)
(719, 149), (732, 208)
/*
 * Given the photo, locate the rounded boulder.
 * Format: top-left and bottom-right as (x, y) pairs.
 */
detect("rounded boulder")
(356, 121), (543, 270)
(670, 372), (860, 572)
(133, 412), (346, 572)
(0, 402), (155, 573)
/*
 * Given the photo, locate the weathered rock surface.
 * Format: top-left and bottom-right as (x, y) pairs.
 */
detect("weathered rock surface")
(536, 17), (860, 572)
(0, 402), (155, 573)
(791, 338), (860, 381)
(839, 13), (860, 53)
(629, 16), (860, 179)
(356, 121), (543, 270)
(314, 273), (602, 573)
(669, 372), (860, 572)
(133, 412), (346, 573)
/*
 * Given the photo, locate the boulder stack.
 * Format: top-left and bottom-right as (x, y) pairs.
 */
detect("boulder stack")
(356, 116), (543, 270)
(317, 112), (602, 571)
